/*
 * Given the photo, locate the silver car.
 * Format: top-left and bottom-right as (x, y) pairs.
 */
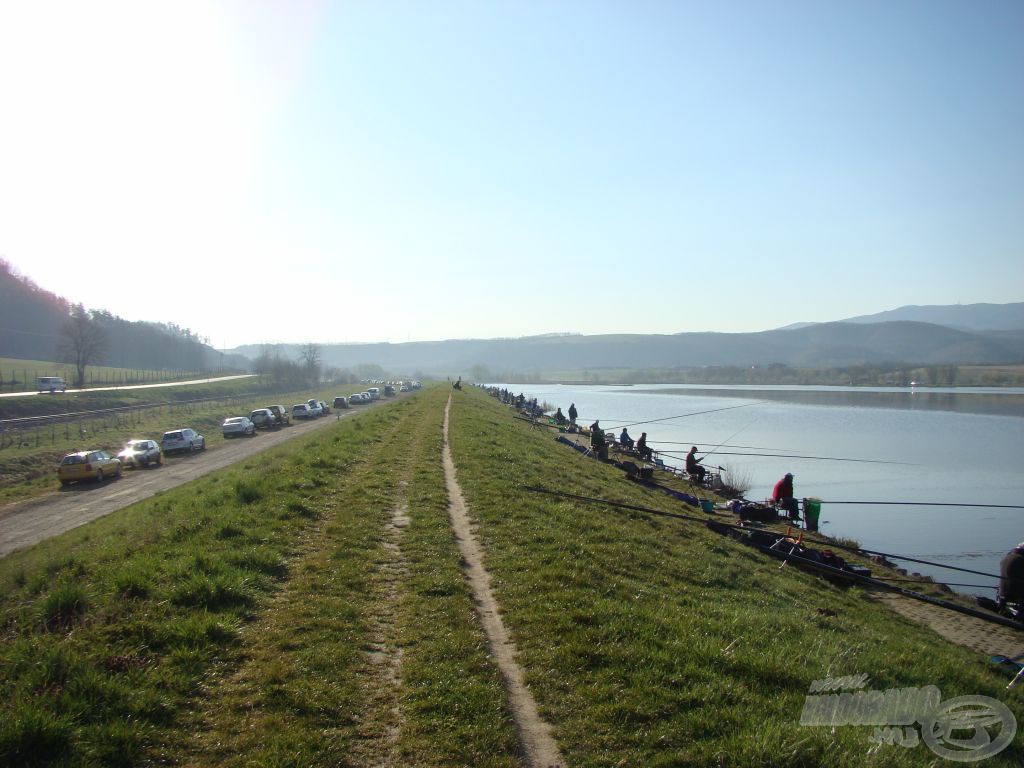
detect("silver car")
(222, 416), (256, 437)
(117, 439), (162, 468)
(161, 428), (205, 453)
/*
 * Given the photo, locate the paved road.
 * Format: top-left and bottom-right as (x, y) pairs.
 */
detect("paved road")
(0, 398), (395, 557)
(0, 374), (258, 399)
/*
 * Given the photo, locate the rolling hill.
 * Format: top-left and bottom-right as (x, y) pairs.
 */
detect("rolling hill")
(232, 320), (1024, 376)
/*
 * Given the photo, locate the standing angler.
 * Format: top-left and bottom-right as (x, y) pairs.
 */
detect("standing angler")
(772, 472), (800, 520)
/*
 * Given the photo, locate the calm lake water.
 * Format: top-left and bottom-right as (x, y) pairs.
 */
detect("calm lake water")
(488, 383), (1024, 595)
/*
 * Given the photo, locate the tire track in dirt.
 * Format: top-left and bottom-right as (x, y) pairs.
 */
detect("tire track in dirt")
(442, 394), (565, 768)
(361, 488), (411, 768)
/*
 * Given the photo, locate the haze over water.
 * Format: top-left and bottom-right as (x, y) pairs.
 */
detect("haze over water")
(490, 383), (1024, 595)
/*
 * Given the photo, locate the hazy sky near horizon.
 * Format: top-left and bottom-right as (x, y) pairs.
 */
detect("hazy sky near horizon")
(1, 1), (1021, 348)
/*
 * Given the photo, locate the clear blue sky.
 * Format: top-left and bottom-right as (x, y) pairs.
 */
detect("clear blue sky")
(1, 1), (1021, 347)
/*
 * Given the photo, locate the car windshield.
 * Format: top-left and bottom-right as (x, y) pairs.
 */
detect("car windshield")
(61, 454), (86, 465)
(224, 418), (244, 424)
(163, 432), (182, 440)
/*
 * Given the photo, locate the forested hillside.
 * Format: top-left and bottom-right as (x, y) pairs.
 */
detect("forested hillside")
(0, 259), (248, 371)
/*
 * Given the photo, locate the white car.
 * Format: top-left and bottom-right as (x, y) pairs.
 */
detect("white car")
(222, 416), (256, 437)
(292, 403), (313, 419)
(306, 399), (323, 417)
(367, 387), (381, 400)
(161, 428), (205, 453)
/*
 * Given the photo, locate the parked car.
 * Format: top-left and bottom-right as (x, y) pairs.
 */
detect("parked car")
(318, 400), (329, 414)
(37, 376), (67, 393)
(384, 384), (395, 396)
(222, 416), (256, 437)
(400, 383), (410, 392)
(250, 408), (277, 429)
(266, 404), (290, 426)
(333, 396), (349, 409)
(161, 428), (205, 453)
(292, 403), (313, 419)
(367, 387), (381, 400)
(349, 393), (366, 404)
(58, 450), (121, 485)
(117, 439), (162, 468)
(306, 399), (323, 417)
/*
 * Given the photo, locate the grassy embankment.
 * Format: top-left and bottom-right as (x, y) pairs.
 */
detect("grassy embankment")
(0, 379), (372, 507)
(0, 386), (518, 767)
(447, 387), (1023, 766)
(1, 384), (1020, 766)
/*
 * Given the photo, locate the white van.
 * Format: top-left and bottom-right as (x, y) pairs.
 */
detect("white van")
(37, 376), (67, 393)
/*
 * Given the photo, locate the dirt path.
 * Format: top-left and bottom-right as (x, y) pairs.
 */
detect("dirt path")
(0, 400), (395, 557)
(442, 395), (565, 768)
(362, 490), (410, 768)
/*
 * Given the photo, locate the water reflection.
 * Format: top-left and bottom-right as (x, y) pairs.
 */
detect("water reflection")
(631, 387), (1024, 418)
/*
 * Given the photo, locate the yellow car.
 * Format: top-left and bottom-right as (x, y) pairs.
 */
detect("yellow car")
(57, 450), (122, 485)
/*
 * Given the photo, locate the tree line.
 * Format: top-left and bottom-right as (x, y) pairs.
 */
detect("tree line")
(1, 259), (249, 386)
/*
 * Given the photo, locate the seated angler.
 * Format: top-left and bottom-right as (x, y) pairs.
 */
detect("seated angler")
(686, 446), (706, 484)
(999, 542), (1024, 610)
(772, 472), (800, 520)
(619, 427), (634, 450)
(636, 432), (653, 461)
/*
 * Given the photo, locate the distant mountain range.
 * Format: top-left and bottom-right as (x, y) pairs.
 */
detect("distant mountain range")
(233, 320), (1024, 376)
(781, 302), (1024, 332)
(3, 259), (1021, 376)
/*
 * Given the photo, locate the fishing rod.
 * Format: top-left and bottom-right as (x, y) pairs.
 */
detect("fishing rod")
(819, 500), (1024, 510)
(606, 401), (760, 431)
(528, 485), (1004, 580)
(876, 576), (996, 590)
(658, 450), (914, 466)
(697, 418), (758, 466)
(522, 486), (1023, 630)
(647, 440), (791, 452)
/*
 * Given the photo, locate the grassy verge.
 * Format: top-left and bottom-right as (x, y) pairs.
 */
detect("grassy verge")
(0, 382), (375, 507)
(448, 387), (1023, 767)
(0, 357), (224, 393)
(0, 387), (517, 767)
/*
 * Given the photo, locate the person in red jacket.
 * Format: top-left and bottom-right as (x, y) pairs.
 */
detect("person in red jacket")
(772, 472), (800, 520)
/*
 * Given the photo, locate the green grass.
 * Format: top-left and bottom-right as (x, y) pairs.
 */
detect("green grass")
(0, 387), (517, 767)
(447, 387), (1024, 767)
(1, 383), (1020, 766)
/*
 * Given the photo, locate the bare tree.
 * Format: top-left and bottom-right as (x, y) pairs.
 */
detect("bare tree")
(298, 343), (322, 383)
(58, 304), (108, 388)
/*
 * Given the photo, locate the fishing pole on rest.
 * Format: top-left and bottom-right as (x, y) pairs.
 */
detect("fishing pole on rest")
(646, 440), (791, 452)
(699, 418), (758, 465)
(818, 500), (1024, 509)
(525, 486), (1004, 580)
(605, 401), (761, 431)
(655, 449), (915, 466)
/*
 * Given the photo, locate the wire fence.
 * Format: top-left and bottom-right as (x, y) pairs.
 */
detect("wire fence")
(0, 368), (243, 391)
